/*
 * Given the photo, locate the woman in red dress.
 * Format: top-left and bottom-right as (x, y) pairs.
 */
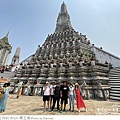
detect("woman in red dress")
(75, 83), (87, 112)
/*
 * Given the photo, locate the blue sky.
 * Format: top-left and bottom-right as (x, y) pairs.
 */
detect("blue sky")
(0, 0), (120, 64)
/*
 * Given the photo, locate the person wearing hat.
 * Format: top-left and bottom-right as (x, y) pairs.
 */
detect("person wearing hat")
(60, 81), (70, 112)
(43, 82), (50, 111)
(75, 82), (87, 113)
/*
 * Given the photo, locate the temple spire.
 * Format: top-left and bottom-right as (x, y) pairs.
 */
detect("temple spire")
(5, 27), (11, 38)
(55, 2), (73, 33)
(0, 28), (11, 44)
(6, 27), (11, 38)
(11, 46), (21, 65)
(61, 1), (67, 14)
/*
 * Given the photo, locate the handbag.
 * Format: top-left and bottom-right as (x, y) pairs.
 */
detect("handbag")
(0, 88), (5, 101)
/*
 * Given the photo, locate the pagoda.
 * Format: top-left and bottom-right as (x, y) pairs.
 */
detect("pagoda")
(11, 2), (111, 100)
(0, 31), (12, 66)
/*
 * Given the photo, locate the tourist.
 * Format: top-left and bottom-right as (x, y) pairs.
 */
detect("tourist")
(43, 81), (50, 111)
(60, 81), (70, 112)
(17, 81), (24, 99)
(69, 83), (75, 112)
(50, 81), (56, 108)
(0, 83), (10, 112)
(75, 82), (87, 113)
(50, 82), (61, 112)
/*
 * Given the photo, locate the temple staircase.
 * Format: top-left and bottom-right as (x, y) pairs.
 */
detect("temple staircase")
(109, 67), (120, 101)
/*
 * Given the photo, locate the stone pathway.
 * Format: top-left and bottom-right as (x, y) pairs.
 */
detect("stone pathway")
(0, 94), (120, 115)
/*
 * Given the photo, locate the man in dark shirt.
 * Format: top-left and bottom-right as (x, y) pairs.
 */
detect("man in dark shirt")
(50, 82), (61, 112)
(60, 81), (69, 112)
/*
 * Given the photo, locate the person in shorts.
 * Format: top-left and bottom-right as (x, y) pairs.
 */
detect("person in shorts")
(43, 82), (50, 111)
(60, 81), (70, 112)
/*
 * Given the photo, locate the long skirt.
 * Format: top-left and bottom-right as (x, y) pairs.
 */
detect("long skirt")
(76, 88), (86, 109)
(0, 88), (9, 111)
(17, 87), (22, 98)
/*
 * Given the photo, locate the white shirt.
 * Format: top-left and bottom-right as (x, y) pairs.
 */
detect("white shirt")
(50, 85), (56, 95)
(43, 86), (50, 96)
(69, 86), (74, 95)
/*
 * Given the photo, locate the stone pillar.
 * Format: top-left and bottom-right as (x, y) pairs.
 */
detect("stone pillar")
(22, 87), (28, 95)
(85, 89), (89, 99)
(102, 89), (107, 101)
(93, 89), (96, 99)
(33, 87), (37, 96)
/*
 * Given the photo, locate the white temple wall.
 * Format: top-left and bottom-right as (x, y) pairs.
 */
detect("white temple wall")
(91, 46), (120, 68)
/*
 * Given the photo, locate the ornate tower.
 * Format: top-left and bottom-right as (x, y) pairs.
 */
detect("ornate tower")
(11, 47), (21, 65)
(12, 2), (111, 100)
(55, 2), (73, 33)
(0, 32), (12, 66)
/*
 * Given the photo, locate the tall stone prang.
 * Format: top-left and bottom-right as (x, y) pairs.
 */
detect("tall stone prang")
(11, 47), (21, 65)
(9, 46), (21, 72)
(0, 31), (12, 66)
(11, 2), (112, 100)
(55, 2), (73, 33)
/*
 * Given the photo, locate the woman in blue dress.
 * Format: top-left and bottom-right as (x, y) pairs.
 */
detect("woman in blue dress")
(0, 83), (10, 112)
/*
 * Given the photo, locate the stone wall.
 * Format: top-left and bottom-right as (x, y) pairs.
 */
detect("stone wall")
(91, 46), (120, 68)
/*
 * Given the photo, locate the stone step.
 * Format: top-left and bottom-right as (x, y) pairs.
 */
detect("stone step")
(109, 67), (120, 102)
(109, 96), (120, 101)
(110, 85), (120, 88)
(108, 83), (120, 85)
(109, 81), (120, 83)
(109, 74), (120, 77)
(110, 88), (120, 91)
(110, 90), (120, 94)
(110, 87), (120, 90)
(109, 93), (120, 97)
(109, 77), (120, 79)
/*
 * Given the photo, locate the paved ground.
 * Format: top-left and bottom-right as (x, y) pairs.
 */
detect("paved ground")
(0, 94), (120, 115)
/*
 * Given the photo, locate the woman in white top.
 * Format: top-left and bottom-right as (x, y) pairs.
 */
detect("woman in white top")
(43, 82), (50, 111)
(69, 84), (75, 112)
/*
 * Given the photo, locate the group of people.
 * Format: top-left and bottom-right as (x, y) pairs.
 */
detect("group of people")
(0, 80), (87, 113)
(42, 81), (87, 113)
(0, 83), (10, 112)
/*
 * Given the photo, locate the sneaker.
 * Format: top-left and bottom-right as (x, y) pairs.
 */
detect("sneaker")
(63, 109), (67, 112)
(85, 108), (87, 112)
(50, 110), (53, 112)
(43, 108), (46, 112)
(78, 109), (80, 113)
(59, 110), (62, 113)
